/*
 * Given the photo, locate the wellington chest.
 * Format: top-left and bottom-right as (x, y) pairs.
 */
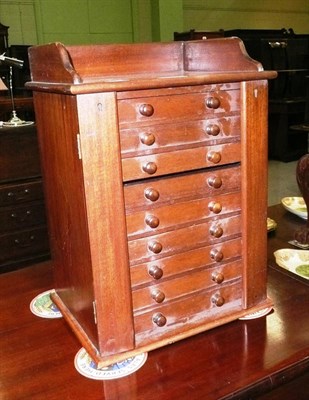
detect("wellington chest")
(27, 38), (277, 367)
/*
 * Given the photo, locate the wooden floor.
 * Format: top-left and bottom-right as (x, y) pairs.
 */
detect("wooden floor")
(1, 205), (309, 399)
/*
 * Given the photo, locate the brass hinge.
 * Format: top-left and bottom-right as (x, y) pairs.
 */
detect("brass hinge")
(93, 301), (97, 324)
(76, 134), (82, 159)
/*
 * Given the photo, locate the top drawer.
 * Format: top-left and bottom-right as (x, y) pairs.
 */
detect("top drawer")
(117, 89), (240, 126)
(0, 180), (44, 206)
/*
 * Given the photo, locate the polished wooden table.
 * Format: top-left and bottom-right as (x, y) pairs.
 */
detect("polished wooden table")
(0, 204), (308, 400)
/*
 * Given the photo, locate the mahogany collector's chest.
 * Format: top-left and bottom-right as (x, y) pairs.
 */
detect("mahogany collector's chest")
(27, 38), (276, 367)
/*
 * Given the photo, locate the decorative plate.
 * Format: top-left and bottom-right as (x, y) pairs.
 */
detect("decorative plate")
(74, 348), (148, 380)
(239, 306), (273, 320)
(281, 197), (307, 220)
(267, 217), (277, 232)
(30, 289), (62, 318)
(274, 249), (309, 280)
(2, 121), (34, 127)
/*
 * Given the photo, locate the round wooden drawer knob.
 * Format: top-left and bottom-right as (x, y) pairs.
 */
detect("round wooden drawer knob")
(206, 97), (221, 109)
(207, 151), (221, 164)
(211, 293), (225, 307)
(210, 248), (224, 262)
(151, 289), (165, 303)
(144, 188), (160, 202)
(153, 312), (167, 327)
(140, 132), (156, 146)
(145, 214), (160, 228)
(210, 225), (223, 238)
(207, 176), (222, 189)
(208, 201), (222, 214)
(211, 272), (225, 284)
(206, 124), (220, 136)
(139, 103), (154, 117)
(148, 241), (163, 254)
(142, 162), (157, 175)
(148, 265), (163, 280)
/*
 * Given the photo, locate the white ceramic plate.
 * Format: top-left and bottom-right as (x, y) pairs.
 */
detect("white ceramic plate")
(274, 249), (309, 280)
(281, 197), (307, 220)
(74, 348), (148, 380)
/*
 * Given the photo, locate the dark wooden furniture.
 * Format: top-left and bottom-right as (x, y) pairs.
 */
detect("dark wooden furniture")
(27, 38), (276, 368)
(1, 205), (309, 399)
(0, 124), (50, 273)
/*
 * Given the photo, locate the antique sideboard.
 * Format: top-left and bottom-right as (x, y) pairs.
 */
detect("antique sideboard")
(27, 38), (277, 368)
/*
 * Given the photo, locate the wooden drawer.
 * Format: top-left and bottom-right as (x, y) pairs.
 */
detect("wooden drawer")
(126, 191), (241, 239)
(0, 202), (47, 234)
(132, 260), (242, 312)
(130, 237), (242, 287)
(0, 226), (49, 265)
(134, 281), (242, 346)
(0, 180), (44, 206)
(120, 116), (240, 157)
(128, 214), (241, 265)
(122, 142), (240, 181)
(117, 89), (240, 126)
(124, 164), (241, 213)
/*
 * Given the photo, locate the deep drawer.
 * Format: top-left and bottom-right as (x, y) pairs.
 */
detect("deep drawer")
(122, 142), (241, 182)
(0, 180), (44, 206)
(126, 191), (241, 239)
(124, 164), (241, 213)
(0, 202), (47, 234)
(118, 90), (240, 126)
(130, 237), (242, 287)
(132, 260), (242, 312)
(128, 213), (241, 265)
(134, 280), (242, 346)
(120, 115), (240, 157)
(0, 226), (49, 264)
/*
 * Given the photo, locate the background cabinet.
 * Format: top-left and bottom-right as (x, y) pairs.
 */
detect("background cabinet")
(0, 124), (50, 272)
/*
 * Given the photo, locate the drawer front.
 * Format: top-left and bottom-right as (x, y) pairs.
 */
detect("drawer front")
(132, 260), (241, 312)
(0, 226), (49, 264)
(118, 90), (240, 126)
(122, 142), (240, 182)
(124, 164), (241, 213)
(134, 281), (242, 346)
(130, 237), (242, 287)
(128, 214), (241, 265)
(120, 116), (240, 157)
(0, 202), (47, 234)
(126, 191), (241, 239)
(0, 180), (44, 206)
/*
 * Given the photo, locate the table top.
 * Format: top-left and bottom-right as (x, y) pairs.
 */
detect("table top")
(0, 204), (308, 400)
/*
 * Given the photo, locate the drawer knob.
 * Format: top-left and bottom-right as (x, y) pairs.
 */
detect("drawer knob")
(206, 124), (220, 136)
(212, 272), (225, 284)
(151, 289), (165, 303)
(206, 97), (221, 109)
(148, 265), (163, 280)
(145, 215), (160, 228)
(14, 235), (35, 248)
(148, 241), (163, 254)
(139, 103), (154, 117)
(210, 248), (224, 262)
(142, 162), (157, 175)
(210, 225), (223, 238)
(153, 312), (167, 327)
(207, 151), (221, 164)
(208, 201), (222, 214)
(211, 293), (225, 307)
(140, 132), (156, 146)
(207, 176), (222, 189)
(144, 188), (160, 202)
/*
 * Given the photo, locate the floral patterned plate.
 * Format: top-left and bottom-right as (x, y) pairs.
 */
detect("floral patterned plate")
(274, 249), (309, 280)
(281, 197), (307, 220)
